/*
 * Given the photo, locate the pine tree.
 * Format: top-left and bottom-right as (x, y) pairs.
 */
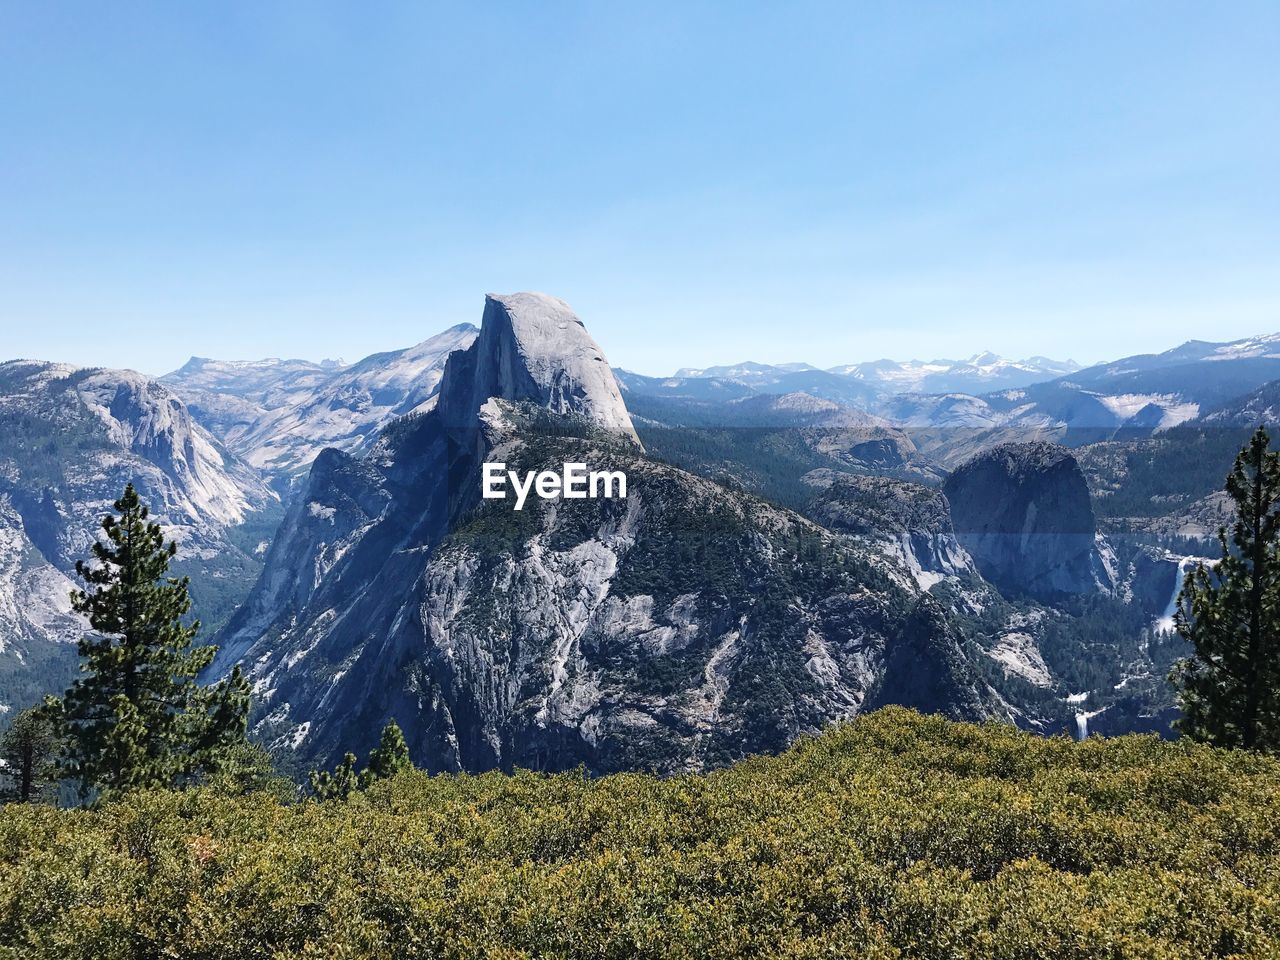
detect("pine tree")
(58, 483), (251, 800)
(363, 719), (412, 783)
(309, 720), (413, 799)
(0, 705), (59, 803)
(1171, 427), (1280, 751)
(309, 752), (361, 800)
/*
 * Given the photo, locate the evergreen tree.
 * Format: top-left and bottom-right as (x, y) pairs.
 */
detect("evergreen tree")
(1171, 427), (1280, 751)
(58, 483), (251, 800)
(309, 752), (361, 801)
(309, 720), (413, 799)
(0, 705), (59, 803)
(203, 741), (298, 801)
(364, 719), (412, 783)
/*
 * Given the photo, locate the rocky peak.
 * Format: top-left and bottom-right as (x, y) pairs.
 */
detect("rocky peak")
(436, 293), (639, 443)
(943, 441), (1113, 601)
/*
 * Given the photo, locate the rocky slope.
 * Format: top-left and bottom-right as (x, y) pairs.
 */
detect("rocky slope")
(1197, 376), (1280, 427)
(801, 470), (975, 589)
(163, 325), (477, 479)
(213, 293), (1013, 773)
(0, 361), (278, 713)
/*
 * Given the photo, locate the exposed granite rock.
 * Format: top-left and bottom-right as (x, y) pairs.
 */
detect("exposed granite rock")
(942, 442), (1113, 601)
(215, 295), (1006, 774)
(802, 470), (974, 587)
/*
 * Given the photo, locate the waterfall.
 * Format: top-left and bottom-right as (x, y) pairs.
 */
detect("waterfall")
(1155, 556), (1214, 633)
(1074, 708), (1107, 740)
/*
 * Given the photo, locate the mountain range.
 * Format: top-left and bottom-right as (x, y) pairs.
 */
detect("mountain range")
(0, 361), (276, 712)
(672, 352), (1082, 398)
(2, 301), (1278, 773)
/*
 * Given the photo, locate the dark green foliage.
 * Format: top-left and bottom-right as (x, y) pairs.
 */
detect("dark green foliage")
(309, 752), (362, 801)
(310, 720), (413, 799)
(0, 637), (77, 721)
(636, 423), (852, 511)
(56, 484), (251, 800)
(1083, 426), (1254, 519)
(1172, 427), (1280, 751)
(198, 741), (296, 802)
(0, 705), (59, 803)
(0, 708), (1276, 958)
(1036, 595), (1156, 694)
(364, 719), (411, 782)
(0, 368), (114, 491)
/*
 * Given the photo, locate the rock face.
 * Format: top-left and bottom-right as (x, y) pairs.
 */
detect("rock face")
(163, 325), (478, 479)
(942, 442), (1113, 601)
(802, 470), (974, 588)
(0, 361), (277, 712)
(436, 294), (638, 442)
(214, 293), (1003, 774)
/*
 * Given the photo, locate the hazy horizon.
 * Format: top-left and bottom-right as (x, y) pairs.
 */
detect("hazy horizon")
(8, 307), (1280, 380)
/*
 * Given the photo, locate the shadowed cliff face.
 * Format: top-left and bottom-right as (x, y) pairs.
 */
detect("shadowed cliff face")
(802, 470), (975, 587)
(943, 442), (1114, 602)
(213, 293), (1009, 774)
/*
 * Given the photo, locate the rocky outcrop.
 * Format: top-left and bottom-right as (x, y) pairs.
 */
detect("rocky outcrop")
(942, 442), (1113, 601)
(436, 293), (639, 442)
(802, 470), (974, 587)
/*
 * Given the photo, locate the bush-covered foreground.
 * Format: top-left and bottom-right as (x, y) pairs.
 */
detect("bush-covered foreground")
(2, 708), (1278, 959)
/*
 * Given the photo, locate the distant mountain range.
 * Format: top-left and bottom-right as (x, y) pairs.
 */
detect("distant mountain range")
(161, 325), (477, 481)
(668, 352), (1082, 398)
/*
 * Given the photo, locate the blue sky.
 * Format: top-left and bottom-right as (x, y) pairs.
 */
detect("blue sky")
(1, 2), (1276, 376)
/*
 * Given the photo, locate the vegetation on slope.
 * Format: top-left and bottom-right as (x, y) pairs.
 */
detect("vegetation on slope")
(2, 707), (1277, 959)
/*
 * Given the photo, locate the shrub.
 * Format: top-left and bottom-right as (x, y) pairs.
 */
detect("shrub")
(1, 707), (1277, 958)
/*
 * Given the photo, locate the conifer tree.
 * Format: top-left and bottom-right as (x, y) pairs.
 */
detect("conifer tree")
(309, 719), (413, 799)
(0, 705), (59, 803)
(58, 483), (251, 799)
(309, 752), (361, 800)
(1171, 427), (1280, 751)
(364, 719), (412, 783)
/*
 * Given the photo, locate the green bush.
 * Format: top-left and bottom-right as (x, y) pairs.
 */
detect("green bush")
(2, 707), (1277, 958)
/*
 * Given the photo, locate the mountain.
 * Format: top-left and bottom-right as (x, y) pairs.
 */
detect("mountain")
(1197, 376), (1280, 427)
(158, 356), (346, 452)
(0, 360), (278, 713)
(212, 293), (1028, 774)
(880, 333), (1280, 468)
(162, 324), (478, 479)
(601, 384), (941, 516)
(829, 352), (1082, 395)
(943, 442), (1114, 601)
(801, 469), (975, 588)
(631, 365), (881, 407)
(662, 353), (1079, 402)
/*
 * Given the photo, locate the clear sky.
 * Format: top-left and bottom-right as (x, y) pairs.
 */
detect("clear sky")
(1, 2), (1277, 376)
